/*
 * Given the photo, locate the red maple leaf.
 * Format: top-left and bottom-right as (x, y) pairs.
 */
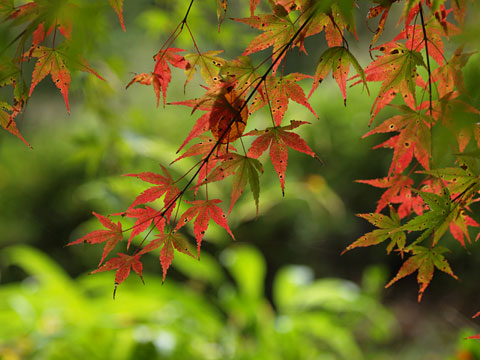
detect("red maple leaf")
(352, 43), (425, 123)
(91, 253), (143, 297)
(26, 46), (103, 113)
(366, 2), (395, 48)
(246, 120), (317, 195)
(109, 0), (126, 31)
(68, 212), (123, 265)
(299, 4), (354, 48)
(249, 73), (317, 126)
(171, 83), (248, 150)
(249, 0), (260, 15)
(431, 47), (473, 98)
(6, 2), (38, 20)
(357, 174), (424, 218)
(172, 135), (234, 189)
(308, 46), (368, 106)
(138, 231), (195, 282)
(392, 20), (459, 66)
(1, 102), (30, 147)
(121, 206), (165, 249)
(234, 13), (299, 74)
(127, 47), (188, 107)
(124, 164), (180, 221)
(175, 199), (235, 257)
(364, 105), (431, 174)
(449, 211), (479, 248)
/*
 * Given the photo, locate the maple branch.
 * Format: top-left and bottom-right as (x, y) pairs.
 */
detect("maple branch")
(127, 8), (319, 251)
(418, 5), (433, 118)
(155, 0), (195, 64)
(181, 0), (195, 27)
(52, 24), (58, 50)
(418, 4), (435, 171)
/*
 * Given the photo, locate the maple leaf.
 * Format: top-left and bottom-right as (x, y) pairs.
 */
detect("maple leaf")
(4, 2), (37, 21)
(420, 163), (480, 246)
(358, 175), (411, 211)
(28, 46), (71, 111)
(8, 1), (75, 51)
(393, 19), (460, 67)
(366, 2), (395, 48)
(451, 0), (466, 25)
(29, 19), (73, 52)
(246, 120), (317, 195)
(91, 253), (143, 298)
(449, 212), (479, 247)
(421, 158), (480, 197)
(216, 0), (227, 30)
(199, 153), (264, 214)
(0, 59), (28, 110)
(127, 48), (188, 107)
(353, 43), (425, 124)
(431, 93), (480, 152)
(124, 164), (180, 221)
(122, 206), (165, 249)
(26, 46), (104, 113)
(357, 175), (425, 218)
(175, 199), (235, 257)
(385, 245), (458, 302)
(209, 90), (248, 144)
(172, 135), (234, 190)
(184, 50), (226, 88)
(68, 212), (123, 265)
(308, 46), (368, 106)
(234, 13), (300, 74)
(172, 84), (248, 149)
(402, 186), (454, 246)
(220, 55), (261, 95)
(431, 47), (473, 98)
(138, 231), (195, 282)
(0, 102), (30, 147)
(249, 73), (317, 126)
(250, 0), (260, 15)
(109, 0), (126, 31)
(365, 105), (431, 174)
(342, 206), (406, 255)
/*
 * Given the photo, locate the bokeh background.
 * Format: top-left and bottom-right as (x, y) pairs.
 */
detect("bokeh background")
(1, 1), (480, 359)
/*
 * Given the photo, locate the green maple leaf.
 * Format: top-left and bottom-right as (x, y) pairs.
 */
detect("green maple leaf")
(385, 245), (457, 302)
(199, 153), (264, 215)
(184, 50), (226, 88)
(352, 43), (425, 124)
(308, 46), (368, 106)
(220, 55), (261, 95)
(421, 157), (480, 196)
(342, 206), (405, 255)
(402, 186), (452, 246)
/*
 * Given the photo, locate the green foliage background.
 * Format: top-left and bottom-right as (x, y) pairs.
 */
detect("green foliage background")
(1, 0), (480, 358)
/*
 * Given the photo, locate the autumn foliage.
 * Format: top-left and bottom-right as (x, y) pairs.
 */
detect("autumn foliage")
(1, 0), (479, 322)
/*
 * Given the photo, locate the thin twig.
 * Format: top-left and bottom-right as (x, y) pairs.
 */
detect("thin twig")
(418, 4), (434, 172)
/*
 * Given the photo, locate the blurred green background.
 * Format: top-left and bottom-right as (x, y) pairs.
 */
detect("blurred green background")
(1, 0), (480, 359)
